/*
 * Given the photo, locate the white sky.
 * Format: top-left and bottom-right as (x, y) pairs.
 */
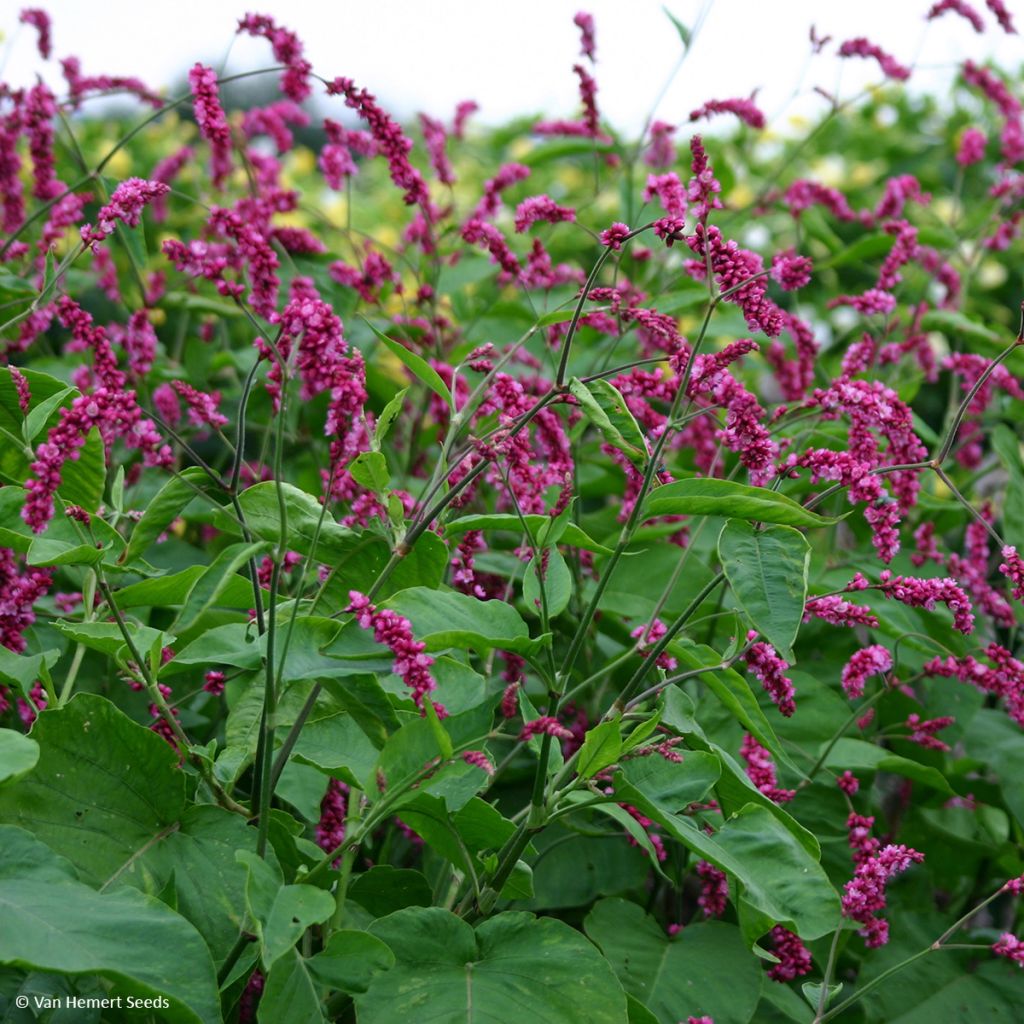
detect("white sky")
(1, 1), (1022, 134)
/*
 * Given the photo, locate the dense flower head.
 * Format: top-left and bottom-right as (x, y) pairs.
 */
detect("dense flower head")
(346, 591), (438, 712)
(770, 250), (812, 290)
(957, 126), (987, 165)
(600, 222), (631, 250)
(849, 570), (975, 633)
(838, 771), (861, 795)
(19, 8), (51, 59)
(60, 56), (162, 109)
(842, 844), (924, 946)
(999, 546), (1024, 601)
(689, 94), (766, 130)
(766, 926), (813, 982)
(513, 194), (576, 233)
(81, 178), (169, 248)
(837, 37), (911, 80)
(985, 0), (1017, 33)
(519, 716), (573, 741)
(236, 13), (312, 101)
(928, 0), (986, 31)
(696, 860), (728, 917)
(574, 11), (596, 60)
(744, 633), (796, 716)
(804, 594), (880, 629)
(841, 644), (893, 699)
(326, 77), (431, 209)
(685, 224), (784, 336)
(740, 733), (795, 803)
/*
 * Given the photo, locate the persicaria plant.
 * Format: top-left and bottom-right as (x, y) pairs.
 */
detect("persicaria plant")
(2, 4), (1024, 1023)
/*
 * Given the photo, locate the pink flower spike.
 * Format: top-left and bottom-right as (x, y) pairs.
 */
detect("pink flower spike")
(80, 178), (169, 248)
(993, 933), (1024, 966)
(985, 0), (1017, 33)
(462, 750), (495, 775)
(519, 716), (573, 741)
(689, 95), (766, 130)
(600, 222), (631, 250)
(837, 37), (911, 80)
(841, 645), (893, 700)
(838, 771), (860, 795)
(10, 367), (31, 414)
(927, 0), (986, 32)
(771, 250), (813, 290)
(999, 546), (1024, 600)
(19, 8), (51, 59)
(573, 11), (596, 60)
(513, 195), (576, 233)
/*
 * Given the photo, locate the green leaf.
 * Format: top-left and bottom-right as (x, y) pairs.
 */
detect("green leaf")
(577, 721), (624, 779)
(258, 948), (325, 1024)
(0, 825), (220, 1024)
(236, 857), (334, 971)
(613, 749), (722, 813)
(386, 586), (546, 657)
(444, 512), (615, 554)
(0, 729), (38, 784)
(713, 805), (840, 940)
(920, 309), (1002, 345)
(349, 450), (390, 494)
(569, 376), (648, 470)
(24, 385), (75, 441)
(52, 620), (170, 661)
(121, 467), (209, 565)
(373, 387), (408, 449)
(585, 898), (760, 1024)
(522, 546), (573, 618)
(225, 481), (359, 564)
(173, 540), (271, 631)
(823, 738), (955, 796)
(306, 930), (395, 995)
(26, 510), (125, 567)
(662, 6), (692, 50)
(365, 318), (454, 410)
(643, 478), (840, 528)
(0, 646), (59, 701)
(358, 908), (628, 1024)
(348, 866), (433, 918)
(0, 695), (259, 965)
(718, 520), (810, 661)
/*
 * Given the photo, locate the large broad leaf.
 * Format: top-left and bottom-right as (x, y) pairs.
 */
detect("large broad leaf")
(584, 898), (760, 1024)
(221, 481), (360, 563)
(258, 948), (325, 1024)
(718, 520), (809, 661)
(642, 478), (839, 528)
(386, 586), (547, 657)
(0, 694), (258, 965)
(613, 750), (722, 812)
(357, 907), (628, 1024)
(614, 789), (838, 941)
(315, 529), (449, 613)
(0, 728), (38, 784)
(0, 825), (220, 1024)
